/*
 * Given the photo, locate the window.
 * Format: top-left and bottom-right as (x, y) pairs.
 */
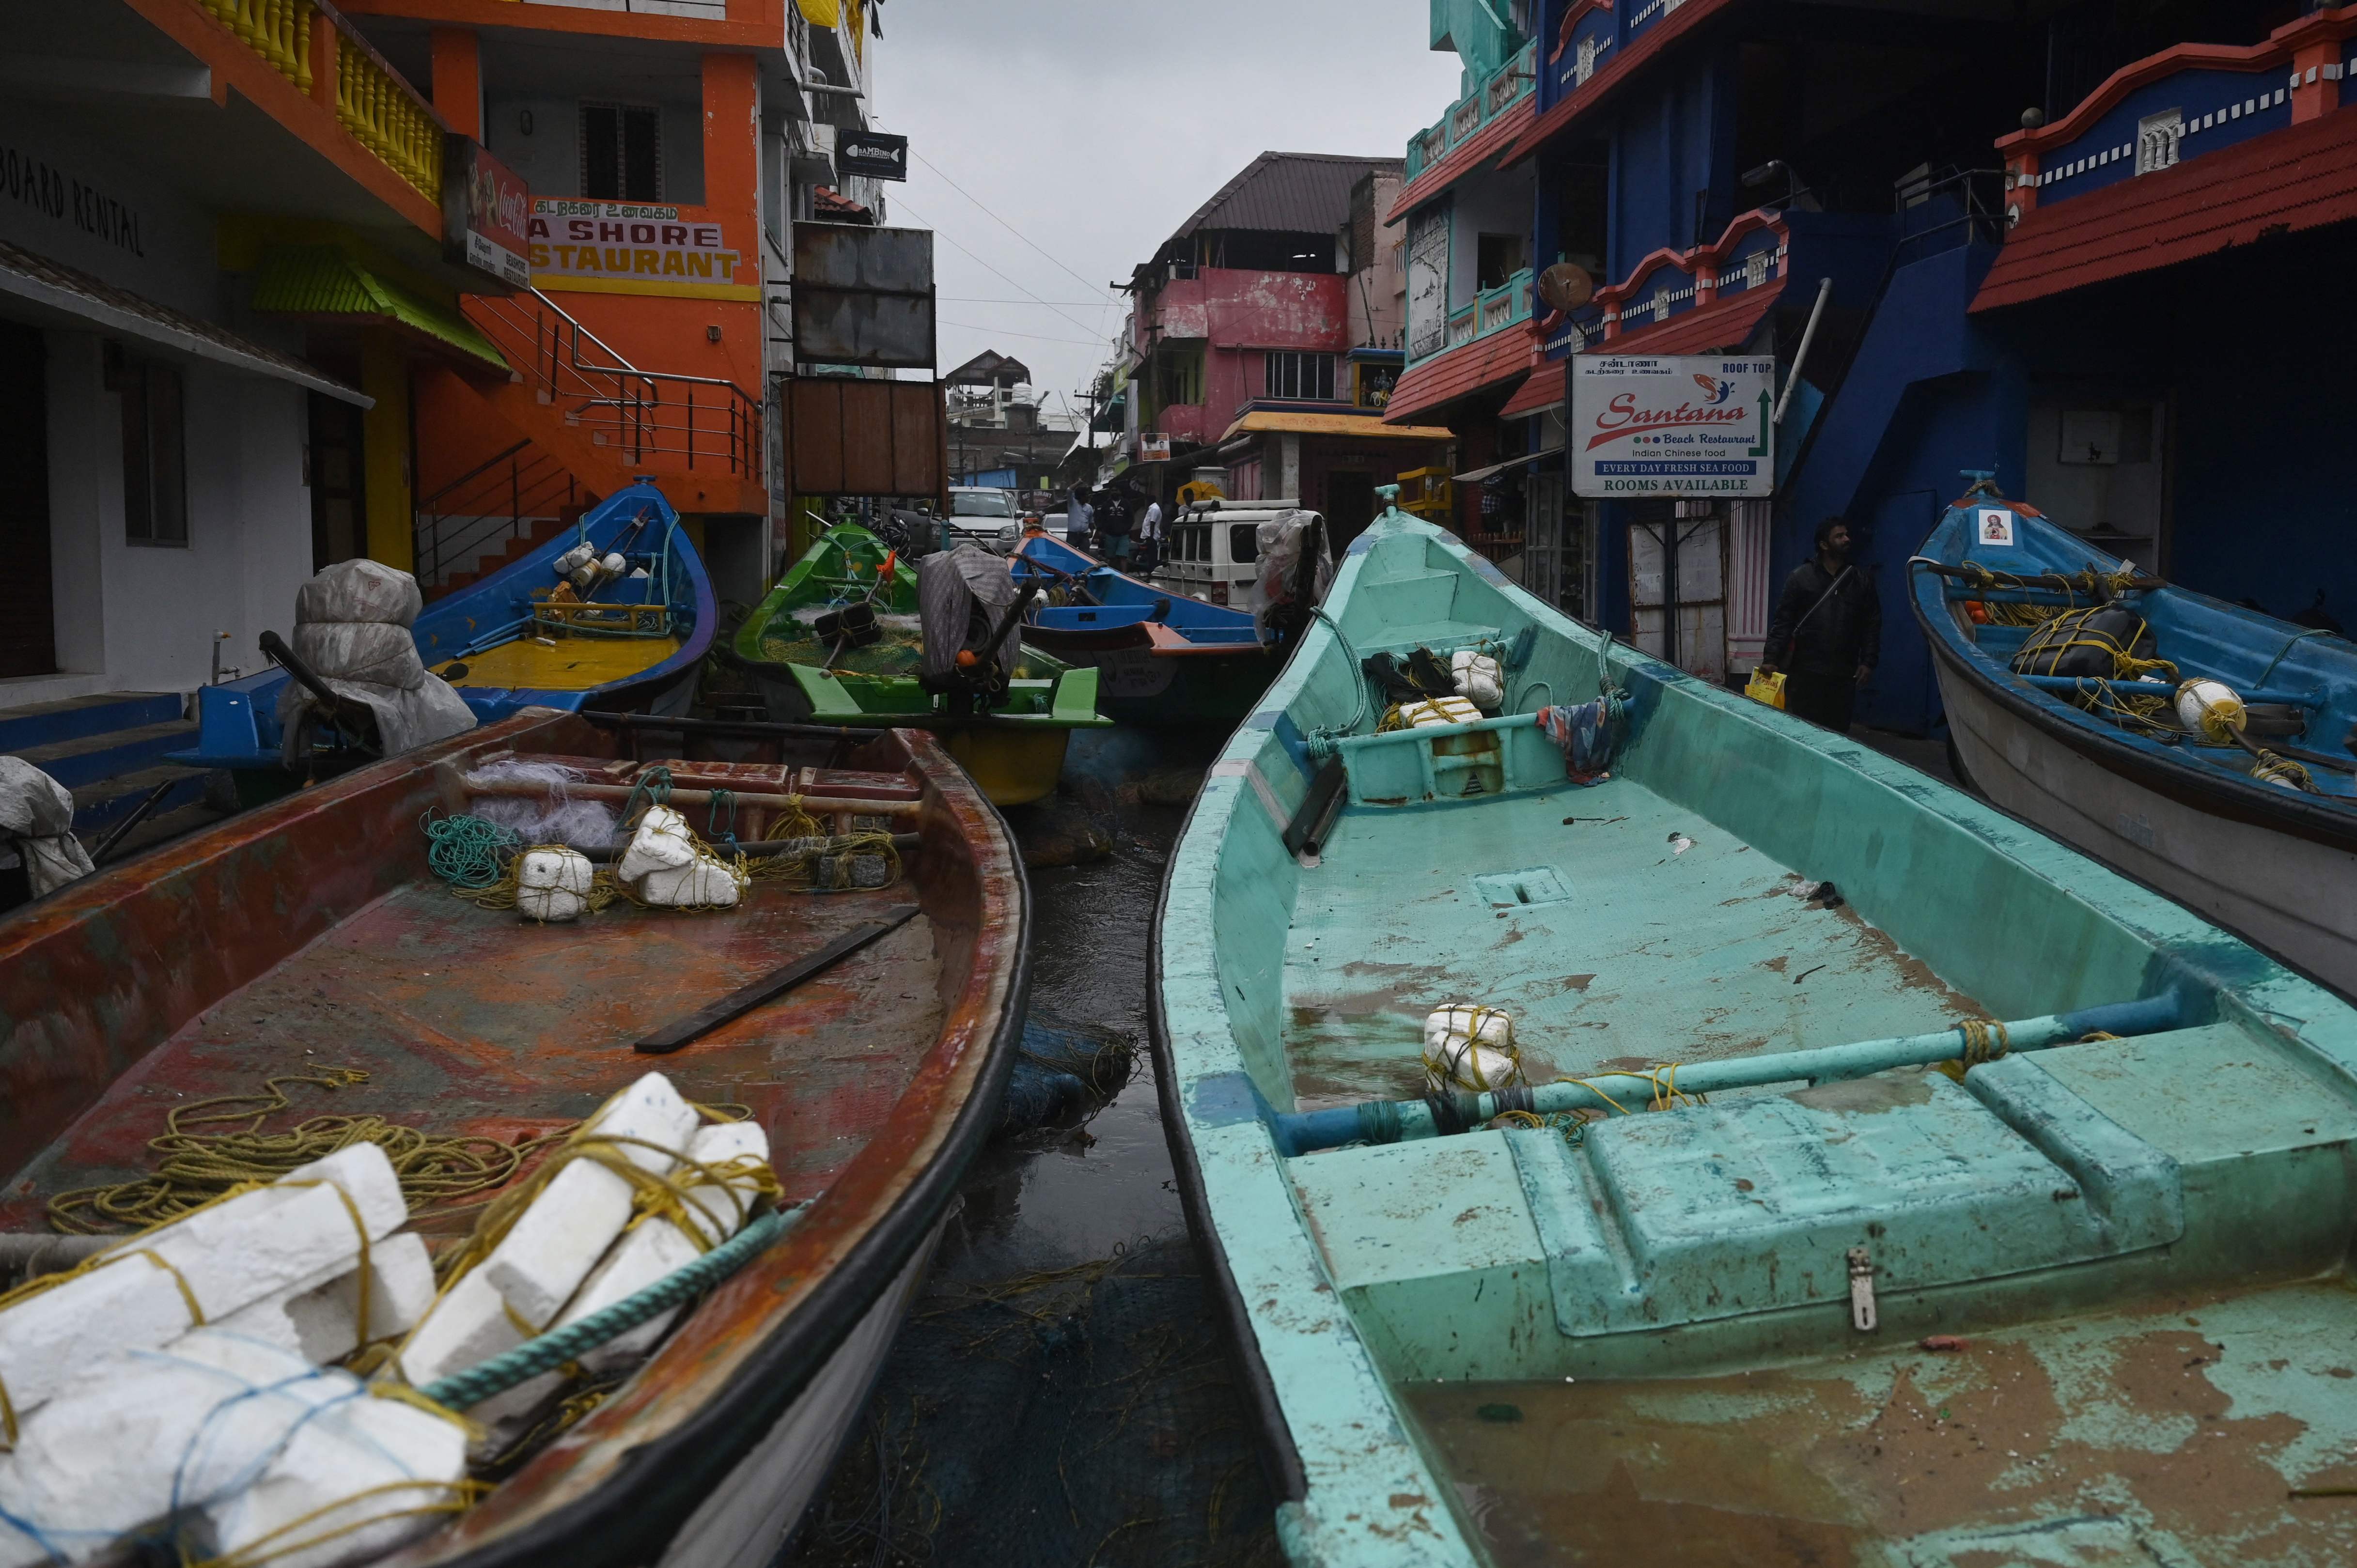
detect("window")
(1477, 232), (1527, 290)
(580, 103), (661, 202)
(1158, 350), (1202, 408)
(1264, 352), (1336, 402)
(119, 358), (187, 546)
(1229, 524), (1260, 564)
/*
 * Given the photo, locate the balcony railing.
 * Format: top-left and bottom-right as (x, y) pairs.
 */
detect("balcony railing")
(1415, 266), (1533, 365)
(1404, 41), (1538, 180)
(194, 0), (444, 202)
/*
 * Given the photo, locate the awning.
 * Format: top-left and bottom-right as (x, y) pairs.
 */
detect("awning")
(1218, 409), (1457, 442)
(1499, 364), (1565, 419)
(1596, 277), (1785, 357)
(1454, 449), (1557, 483)
(1381, 327), (1536, 426)
(1384, 93), (1538, 228)
(1972, 107), (2357, 312)
(250, 247), (507, 372)
(0, 238), (369, 406)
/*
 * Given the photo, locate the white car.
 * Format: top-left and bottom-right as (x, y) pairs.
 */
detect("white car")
(1153, 499), (1311, 616)
(946, 487), (1023, 554)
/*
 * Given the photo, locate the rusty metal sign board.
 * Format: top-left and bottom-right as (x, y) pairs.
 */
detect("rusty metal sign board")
(793, 222), (935, 370)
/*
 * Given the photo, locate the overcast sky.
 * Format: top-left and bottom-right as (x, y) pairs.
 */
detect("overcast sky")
(870, 0), (1465, 416)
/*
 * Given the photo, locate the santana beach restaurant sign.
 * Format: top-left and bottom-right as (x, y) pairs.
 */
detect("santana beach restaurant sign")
(527, 199), (755, 300)
(1570, 355), (1774, 497)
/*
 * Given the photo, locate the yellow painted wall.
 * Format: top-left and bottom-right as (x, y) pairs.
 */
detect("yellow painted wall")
(360, 332), (414, 572)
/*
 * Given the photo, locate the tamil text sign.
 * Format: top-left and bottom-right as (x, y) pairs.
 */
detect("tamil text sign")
(1570, 355), (1774, 497)
(528, 199), (751, 299)
(442, 138), (530, 288)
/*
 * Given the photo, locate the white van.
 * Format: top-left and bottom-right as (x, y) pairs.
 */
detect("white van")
(1152, 499), (1314, 618)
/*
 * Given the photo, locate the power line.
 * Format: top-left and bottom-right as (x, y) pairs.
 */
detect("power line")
(894, 196), (1112, 341)
(910, 150), (1119, 305)
(937, 318), (1108, 347)
(941, 296), (1113, 307)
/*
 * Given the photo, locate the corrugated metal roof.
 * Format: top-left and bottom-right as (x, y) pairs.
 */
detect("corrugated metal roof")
(1170, 152), (1404, 240)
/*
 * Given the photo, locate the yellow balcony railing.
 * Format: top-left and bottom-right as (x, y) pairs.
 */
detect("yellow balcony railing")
(194, 0), (443, 204)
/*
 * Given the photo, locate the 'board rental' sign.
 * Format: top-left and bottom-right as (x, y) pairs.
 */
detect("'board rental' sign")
(528, 199), (752, 299)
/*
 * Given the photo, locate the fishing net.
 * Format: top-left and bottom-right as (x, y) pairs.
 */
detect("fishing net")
(783, 1237), (1283, 1568)
(756, 609), (926, 677)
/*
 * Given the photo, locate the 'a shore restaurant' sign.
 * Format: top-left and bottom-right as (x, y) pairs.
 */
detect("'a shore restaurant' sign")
(527, 199), (755, 300)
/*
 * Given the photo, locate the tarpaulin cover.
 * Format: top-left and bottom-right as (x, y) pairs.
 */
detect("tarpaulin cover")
(917, 546), (1019, 688)
(277, 560), (475, 768)
(0, 757), (94, 895)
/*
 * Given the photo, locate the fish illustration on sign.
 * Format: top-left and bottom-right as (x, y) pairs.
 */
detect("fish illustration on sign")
(1693, 373), (1733, 404)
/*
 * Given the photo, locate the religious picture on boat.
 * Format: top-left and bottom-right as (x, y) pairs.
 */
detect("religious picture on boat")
(1571, 355), (1776, 497)
(1977, 507), (2017, 546)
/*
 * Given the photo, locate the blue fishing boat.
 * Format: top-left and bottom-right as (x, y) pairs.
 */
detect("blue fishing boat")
(1011, 529), (1281, 726)
(1912, 475), (2357, 995)
(1153, 500), (2357, 1563)
(174, 481), (714, 793)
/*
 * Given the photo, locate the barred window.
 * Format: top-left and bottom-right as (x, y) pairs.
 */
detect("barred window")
(1264, 352), (1336, 401)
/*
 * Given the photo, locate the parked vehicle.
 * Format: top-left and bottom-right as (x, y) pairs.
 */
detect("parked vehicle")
(1152, 498), (1309, 617)
(1912, 478), (2357, 994)
(1152, 502), (2357, 1563)
(945, 487), (1023, 555)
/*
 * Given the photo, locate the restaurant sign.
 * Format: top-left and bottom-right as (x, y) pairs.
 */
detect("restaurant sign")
(1570, 355), (1775, 497)
(526, 199), (754, 300)
(442, 138), (531, 288)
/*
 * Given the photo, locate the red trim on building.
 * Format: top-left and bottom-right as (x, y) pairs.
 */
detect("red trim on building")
(1501, 0), (1743, 167)
(1384, 94), (1537, 226)
(1597, 278), (1786, 355)
(1382, 327), (1539, 425)
(1973, 105), (2357, 311)
(1551, 0), (1613, 62)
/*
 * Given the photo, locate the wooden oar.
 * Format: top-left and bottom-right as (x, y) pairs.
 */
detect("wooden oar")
(634, 904), (921, 1055)
(438, 763), (923, 820)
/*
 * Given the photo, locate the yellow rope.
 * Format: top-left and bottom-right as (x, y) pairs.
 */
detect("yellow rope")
(2249, 748), (2318, 792)
(1958, 1018), (2010, 1067)
(744, 831), (903, 891)
(45, 1071), (570, 1235)
(1421, 1005), (1522, 1092)
(185, 1475), (491, 1568)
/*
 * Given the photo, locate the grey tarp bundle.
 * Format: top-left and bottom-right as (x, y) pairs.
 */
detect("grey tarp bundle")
(1255, 510), (1335, 635)
(276, 560), (476, 768)
(0, 757), (94, 896)
(917, 545), (1019, 688)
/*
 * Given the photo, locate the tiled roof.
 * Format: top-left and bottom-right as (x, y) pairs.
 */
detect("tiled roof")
(1382, 327), (1538, 426)
(814, 186), (874, 219)
(1384, 94), (1537, 225)
(1973, 107), (2357, 312)
(250, 246), (505, 370)
(1169, 152), (1402, 240)
(1499, 363), (1566, 419)
(0, 237), (367, 404)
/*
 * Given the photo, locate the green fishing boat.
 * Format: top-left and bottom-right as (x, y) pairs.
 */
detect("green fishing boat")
(1152, 504), (2357, 1565)
(734, 524), (1109, 806)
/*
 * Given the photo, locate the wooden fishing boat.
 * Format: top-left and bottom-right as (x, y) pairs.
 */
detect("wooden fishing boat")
(1152, 505), (2357, 1565)
(730, 526), (1111, 807)
(175, 481), (717, 794)
(1912, 481), (2357, 997)
(1011, 530), (1281, 727)
(0, 707), (1025, 1568)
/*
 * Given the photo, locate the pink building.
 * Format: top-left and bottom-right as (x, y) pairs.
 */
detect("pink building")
(1115, 153), (1451, 547)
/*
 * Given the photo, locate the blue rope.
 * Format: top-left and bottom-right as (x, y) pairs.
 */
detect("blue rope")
(419, 1206), (800, 1412)
(423, 814), (522, 888)
(707, 788), (739, 853)
(619, 765), (674, 831)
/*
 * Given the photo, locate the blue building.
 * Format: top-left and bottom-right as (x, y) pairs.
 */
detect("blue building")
(1387, 0), (2357, 733)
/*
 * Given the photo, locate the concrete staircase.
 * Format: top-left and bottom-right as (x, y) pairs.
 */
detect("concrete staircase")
(0, 692), (225, 851)
(435, 513), (572, 598)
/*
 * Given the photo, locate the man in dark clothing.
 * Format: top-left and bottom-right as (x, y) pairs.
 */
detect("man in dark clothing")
(1760, 517), (1880, 734)
(1097, 486), (1135, 562)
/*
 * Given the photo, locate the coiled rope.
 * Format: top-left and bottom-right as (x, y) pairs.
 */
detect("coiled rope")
(44, 1070), (569, 1235)
(422, 815), (522, 889)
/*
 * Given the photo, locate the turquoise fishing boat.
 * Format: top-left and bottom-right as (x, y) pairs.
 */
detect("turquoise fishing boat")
(1153, 505), (2357, 1564)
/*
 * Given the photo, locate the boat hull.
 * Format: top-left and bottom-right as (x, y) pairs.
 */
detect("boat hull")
(0, 712), (1029, 1568)
(1017, 625), (1278, 726)
(1932, 634), (2357, 993)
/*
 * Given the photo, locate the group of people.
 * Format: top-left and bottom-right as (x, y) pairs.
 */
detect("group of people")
(1063, 483), (1165, 573)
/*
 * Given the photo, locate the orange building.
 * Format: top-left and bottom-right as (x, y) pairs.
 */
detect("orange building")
(337, 0), (891, 604)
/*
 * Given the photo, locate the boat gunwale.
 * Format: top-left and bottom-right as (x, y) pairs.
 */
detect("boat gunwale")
(1151, 510), (2357, 1562)
(0, 709), (1030, 1568)
(1908, 534), (2357, 854)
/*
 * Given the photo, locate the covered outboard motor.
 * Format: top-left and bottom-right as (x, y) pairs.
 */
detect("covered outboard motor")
(918, 545), (1035, 711)
(1256, 509), (1334, 648)
(275, 559), (475, 768)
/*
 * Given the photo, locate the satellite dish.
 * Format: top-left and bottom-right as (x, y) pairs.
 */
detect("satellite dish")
(1537, 262), (1595, 313)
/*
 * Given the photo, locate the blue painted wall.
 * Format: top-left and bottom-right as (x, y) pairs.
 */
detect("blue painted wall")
(1606, 57), (1739, 275)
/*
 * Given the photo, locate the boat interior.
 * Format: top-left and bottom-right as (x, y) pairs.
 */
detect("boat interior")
(1185, 521), (2357, 1561)
(0, 715), (988, 1250)
(1919, 502), (2357, 801)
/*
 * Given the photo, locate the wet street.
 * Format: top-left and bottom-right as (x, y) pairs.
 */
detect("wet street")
(782, 734), (1283, 1568)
